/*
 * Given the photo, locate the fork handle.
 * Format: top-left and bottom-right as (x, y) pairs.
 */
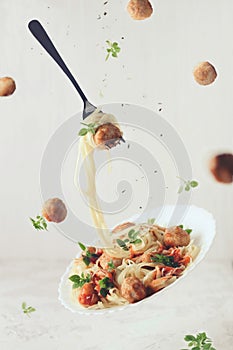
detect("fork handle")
(28, 19), (88, 104)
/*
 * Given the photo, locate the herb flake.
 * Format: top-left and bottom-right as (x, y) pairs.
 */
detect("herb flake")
(105, 40), (121, 61)
(22, 302), (36, 317)
(182, 332), (216, 350)
(30, 215), (47, 231)
(78, 122), (98, 137)
(177, 177), (199, 193)
(69, 273), (91, 289)
(151, 254), (180, 267)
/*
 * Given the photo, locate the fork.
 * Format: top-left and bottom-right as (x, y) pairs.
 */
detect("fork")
(28, 19), (96, 119)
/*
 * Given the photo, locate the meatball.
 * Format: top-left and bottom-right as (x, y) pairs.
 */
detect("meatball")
(42, 198), (67, 223)
(97, 251), (122, 270)
(127, 0), (153, 20)
(112, 222), (135, 233)
(120, 277), (146, 303)
(209, 153), (233, 184)
(78, 282), (99, 307)
(0, 77), (16, 96)
(164, 226), (190, 247)
(93, 123), (123, 149)
(193, 61), (217, 85)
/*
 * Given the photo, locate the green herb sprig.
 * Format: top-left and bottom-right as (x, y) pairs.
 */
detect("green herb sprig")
(69, 272), (91, 289)
(105, 40), (121, 61)
(147, 218), (156, 225)
(78, 122), (98, 136)
(30, 216), (47, 231)
(177, 177), (199, 193)
(179, 225), (192, 234)
(182, 332), (216, 350)
(22, 302), (36, 317)
(151, 254), (180, 268)
(116, 229), (142, 251)
(99, 277), (114, 297)
(107, 260), (116, 271)
(78, 242), (99, 266)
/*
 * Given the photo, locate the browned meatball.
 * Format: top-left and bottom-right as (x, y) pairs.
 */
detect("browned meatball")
(78, 282), (99, 307)
(42, 198), (67, 223)
(93, 123), (123, 149)
(164, 226), (190, 247)
(97, 251), (122, 270)
(0, 77), (16, 96)
(193, 61), (217, 85)
(209, 153), (233, 184)
(120, 277), (146, 303)
(127, 0), (153, 20)
(112, 222), (135, 233)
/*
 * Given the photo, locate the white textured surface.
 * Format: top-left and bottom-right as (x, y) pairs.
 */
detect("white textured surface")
(0, 0), (233, 349)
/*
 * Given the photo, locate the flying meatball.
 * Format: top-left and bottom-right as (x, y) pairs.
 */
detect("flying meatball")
(0, 77), (16, 96)
(193, 61), (217, 85)
(120, 277), (146, 303)
(93, 123), (123, 149)
(209, 153), (233, 184)
(127, 0), (153, 20)
(42, 198), (67, 223)
(164, 226), (190, 247)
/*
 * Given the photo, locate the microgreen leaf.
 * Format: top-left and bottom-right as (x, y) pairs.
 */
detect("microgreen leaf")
(99, 277), (114, 297)
(182, 332), (216, 350)
(147, 218), (156, 224)
(151, 254), (179, 267)
(69, 273), (91, 288)
(78, 242), (86, 251)
(177, 177), (199, 193)
(30, 216), (47, 231)
(22, 302), (36, 317)
(83, 256), (91, 266)
(190, 181), (199, 188)
(108, 260), (116, 271)
(78, 123), (98, 137)
(179, 225), (192, 234)
(185, 229), (192, 234)
(116, 239), (129, 251)
(105, 40), (121, 60)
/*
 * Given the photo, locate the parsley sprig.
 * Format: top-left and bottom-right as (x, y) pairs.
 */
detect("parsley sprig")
(182, 332), (216, 350)
(179, 225), (192, 234)
(78, 122), (98, 136)
(177, 177), (199, 193)
(22, 302), (36, 317)
(99, 277), (114, 297)
(116, 229), (142, 251)
(69, 273), (91, 289)
(105, 40), (121, 61)
(30, 215), (47, 231)
(78, 242), (99, 266)
(151, 254), (180, 268)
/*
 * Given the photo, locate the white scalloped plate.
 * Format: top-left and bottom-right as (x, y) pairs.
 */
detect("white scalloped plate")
(58, 205), (216, 315)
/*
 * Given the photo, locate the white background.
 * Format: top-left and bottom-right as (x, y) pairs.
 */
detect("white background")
(0, 1), (232, 349)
